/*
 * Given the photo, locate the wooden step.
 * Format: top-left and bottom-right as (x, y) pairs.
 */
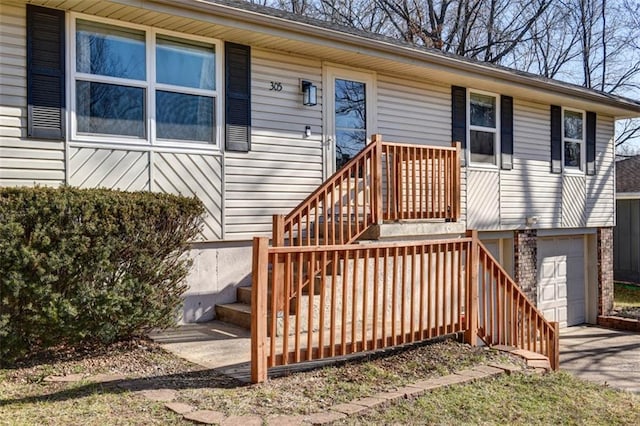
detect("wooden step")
(215, 303), (252, 330)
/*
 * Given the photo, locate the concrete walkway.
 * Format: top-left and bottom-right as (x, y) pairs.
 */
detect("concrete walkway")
(560, 325), (640, 393)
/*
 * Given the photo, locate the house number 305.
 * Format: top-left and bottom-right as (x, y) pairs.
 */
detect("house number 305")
(270, 81), (283, 91)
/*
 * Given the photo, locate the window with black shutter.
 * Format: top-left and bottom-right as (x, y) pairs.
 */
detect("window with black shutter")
(225, 42), (251, 152)
(27, 5), (66, 140)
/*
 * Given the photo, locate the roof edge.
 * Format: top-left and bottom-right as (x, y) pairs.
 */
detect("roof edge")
(153, 0), (640, 116)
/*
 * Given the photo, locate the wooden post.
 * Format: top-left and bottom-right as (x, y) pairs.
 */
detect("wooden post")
(451, 141), (461, 221)
(464, 229), (479, 346)
(272, 215), (285, 311)
(251, 236), (269, 383)
(372, 134), (383, 224)
(550, 321), (560, 370)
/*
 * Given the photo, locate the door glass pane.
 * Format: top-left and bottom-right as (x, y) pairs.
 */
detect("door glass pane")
(335, 79), (366, 169)
(564, 141), (581, 168)
(76, 81), (145, 137)
(470, 130), (496, 164)
(564, 110), (583, 139)
(156, 36), (215, 90)
(76, 20), (145, 80)
(156, 91), (214, 142)
(470, 92), (496, 128)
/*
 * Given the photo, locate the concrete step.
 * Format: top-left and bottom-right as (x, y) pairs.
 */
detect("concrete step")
(215, 303), (252, 330)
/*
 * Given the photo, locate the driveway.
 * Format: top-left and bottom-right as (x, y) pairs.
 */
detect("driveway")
(560, 325), (640, 393)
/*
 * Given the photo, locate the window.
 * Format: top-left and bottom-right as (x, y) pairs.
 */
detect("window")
(71, 16), (221, 147)
(468, 91), (499, 165)
(563, 108), (584, 171)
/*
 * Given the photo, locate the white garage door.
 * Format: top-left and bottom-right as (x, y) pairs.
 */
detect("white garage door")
(537, 236), (585, 328)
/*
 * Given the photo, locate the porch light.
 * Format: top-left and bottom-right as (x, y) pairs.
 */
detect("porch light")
(301, 80), (317, 106)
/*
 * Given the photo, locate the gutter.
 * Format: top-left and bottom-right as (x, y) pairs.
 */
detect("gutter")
(145, 0), (640, 115)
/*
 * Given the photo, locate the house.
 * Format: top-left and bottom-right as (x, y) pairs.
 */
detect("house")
(2, 0), (640, 334)
(614, 156), (640, 283)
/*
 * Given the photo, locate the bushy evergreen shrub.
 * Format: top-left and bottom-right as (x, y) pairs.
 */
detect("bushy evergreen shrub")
(0, 186), (204, 365)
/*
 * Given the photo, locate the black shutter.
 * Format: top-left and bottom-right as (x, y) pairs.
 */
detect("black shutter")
(550, 105), (562, 173)
(27, 5), (65, 140)
(225, 42), (251, 152)
(451, 86), (467, 166)
(586, 111), (596, 175)
(500, 95), (513, 170)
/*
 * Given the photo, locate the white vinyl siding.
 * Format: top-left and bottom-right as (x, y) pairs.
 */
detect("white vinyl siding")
(223, 48), (324, 240)
(500, 99), (562, 228)
(377, 75), (450, 146)
(69, 146), (223, 241)
(0, 3), (65, 187)
(585, 115), (615, 227)
(377, 75), (466, 223)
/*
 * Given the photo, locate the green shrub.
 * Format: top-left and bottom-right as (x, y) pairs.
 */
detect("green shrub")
(0, 186), (205, 365)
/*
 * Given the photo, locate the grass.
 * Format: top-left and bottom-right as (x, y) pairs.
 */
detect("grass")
(347, 372), (640, 425)
(615, 282), (640, 307)
(613, 282), (640, 319)
(1, 337), (639, 425)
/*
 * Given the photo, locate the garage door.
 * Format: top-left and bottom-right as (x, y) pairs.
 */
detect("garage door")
(537, 236), (585, 328)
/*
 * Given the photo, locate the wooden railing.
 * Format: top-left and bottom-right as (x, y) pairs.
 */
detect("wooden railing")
(251, 236), (471, 382)
(272, 135), (461, 249)
(251, 232), (560, 383)
(474, 243), (560, 370)
(382, 141), (461, 221)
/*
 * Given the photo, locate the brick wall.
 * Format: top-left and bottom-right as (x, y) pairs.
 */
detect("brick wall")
(598, 227), (614, 316)
(514, 229), (538, 304)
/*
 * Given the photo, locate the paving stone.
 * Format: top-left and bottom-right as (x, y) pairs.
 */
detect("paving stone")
(394, 385), (426, 398)
(492, 345), (517, 352)
(265, 414), (308, 426)
(85, 374), (126, 383)
(330, 402), (369, 415)
(372, 390), (405, 401)
(527, 359), (551, 370)
(138, 388), (178, 402)
(183, 410), (226, 424)
(164, 402), (196, 415)
(43, 374), (85, 383)
(454, 369), (490, 379)
(429, 374), (471, 387)
(511, 349), (549, 361)
(488, 362), (522, 374)
(410, 378), (443, 391)
(352, 396), (386, 408)
(304, 411), (346, 425)
(472, 365), (505, 377)
(221, 415), (262, 426)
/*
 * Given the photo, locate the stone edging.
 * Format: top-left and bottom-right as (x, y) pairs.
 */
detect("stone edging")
(157, 362), (526, 425)
(598, 315), (640, 332)
(42, 349), (548, 425)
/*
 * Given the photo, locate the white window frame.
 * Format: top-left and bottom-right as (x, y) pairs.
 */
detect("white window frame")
(68, 13), (223, 150)
(561, 107), (586, 173)
(467, 89), (500, 168)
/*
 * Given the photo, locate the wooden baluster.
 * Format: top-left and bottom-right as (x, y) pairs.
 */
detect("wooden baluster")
(351, 249), (359, 353)
(372, 247), (380, 350)
(391, 246), (399, 346)
(251, 237), (269, 383)
(319, 250), (327, 359)
(362, 248), (369, 350)
(465, 230), (479, 346)
(330, 250), (338, 358)
(382, 247), (389, 347)
(282, 253), (291, 364)
(273, 215), (285, 311)
(419, 244), (426, 339)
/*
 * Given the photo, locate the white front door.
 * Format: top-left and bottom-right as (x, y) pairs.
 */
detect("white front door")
(324, 67), (375, 177)
(537, 236), (586, 328)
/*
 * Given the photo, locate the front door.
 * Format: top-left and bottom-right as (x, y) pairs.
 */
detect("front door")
(324, 67), (375, 176)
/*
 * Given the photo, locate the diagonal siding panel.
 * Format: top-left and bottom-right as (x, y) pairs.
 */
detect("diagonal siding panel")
(562, 175), (586, 228)
(467, 169), (500, 229)
(154, 152), (223, 241)
(69, 147), (149, 191)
